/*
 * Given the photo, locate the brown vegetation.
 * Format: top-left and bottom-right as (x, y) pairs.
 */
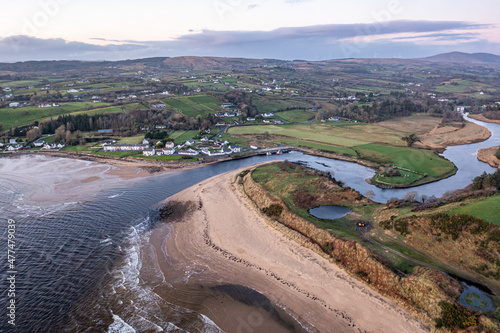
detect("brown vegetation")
(417, 121), (491, 150)
(477, 146), (500, 169)
(238, 167), (467, 326)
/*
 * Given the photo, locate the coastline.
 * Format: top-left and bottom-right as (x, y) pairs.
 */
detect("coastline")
(468, 113), (500, 126)
(149, 168), (428, 332)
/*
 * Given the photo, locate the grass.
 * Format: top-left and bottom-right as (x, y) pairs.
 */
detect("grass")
(93, 151), (142, 158)
(169, 130), (199, 144)
(448, 195), (500, 226)
(162, 95), (223, 118)
(275, 109), (317, 123)
(117, 135), (145, 144)
(251, 163), (361, 239)
(355, 143), (454, 178)
(251, 95), (313, 113)
(228, 122), (455, 186)
(0, 102), (111, 129)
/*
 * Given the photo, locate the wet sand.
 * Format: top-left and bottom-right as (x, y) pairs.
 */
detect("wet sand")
(0, 154), (157, 207)
(151, 169), (429, 333)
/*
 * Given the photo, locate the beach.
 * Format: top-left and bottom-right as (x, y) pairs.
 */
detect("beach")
(148, 169), (429, 332)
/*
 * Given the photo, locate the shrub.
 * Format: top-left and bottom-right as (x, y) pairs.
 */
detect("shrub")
(435, 302), (478, 329)
(262, 204), (283, 217)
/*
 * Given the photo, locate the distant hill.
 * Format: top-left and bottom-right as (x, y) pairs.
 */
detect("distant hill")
(161, 56), (287, 70)
(420, 52), (500, 65)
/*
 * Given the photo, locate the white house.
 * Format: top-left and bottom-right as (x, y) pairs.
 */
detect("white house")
(143, 148), (156, 156)
(67, 89), (79, 93)
(229, 145), (241, 153)
(33, 140), (45, 147)
(103, 144), (149, 152)
(184, 140), (196, 146)
(9, 102), (20, 108)
(142, 139), (150, 145)
(262, 112), (274, 118)
(177, 148), (199, 156)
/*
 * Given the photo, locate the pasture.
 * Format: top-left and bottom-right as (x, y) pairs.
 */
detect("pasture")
(448, 195), (500, 226)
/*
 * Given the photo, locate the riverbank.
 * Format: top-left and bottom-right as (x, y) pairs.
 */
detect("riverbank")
(468, 114), (500, 126)
(152, 168), (428, 332)
(477, 146), (500, 169)
(417, 121), (491, 151)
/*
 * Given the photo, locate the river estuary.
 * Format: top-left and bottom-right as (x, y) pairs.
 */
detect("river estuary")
(0, 115), (498, 332)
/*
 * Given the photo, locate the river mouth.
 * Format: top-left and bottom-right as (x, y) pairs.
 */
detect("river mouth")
(309, 205), (352, 220)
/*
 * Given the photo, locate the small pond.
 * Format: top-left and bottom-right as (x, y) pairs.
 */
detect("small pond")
(458, 283), (496, 313)
(309, 205), (352, 220)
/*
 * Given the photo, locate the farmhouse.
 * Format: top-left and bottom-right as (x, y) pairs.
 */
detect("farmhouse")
(263, 112), (275, 118)
(229, 145), (241, 153)
(9, 102), (20, 108)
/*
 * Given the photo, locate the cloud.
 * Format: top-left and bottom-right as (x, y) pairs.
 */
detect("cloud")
(247, 4), (259, 10)
(0, 20), (497, 62)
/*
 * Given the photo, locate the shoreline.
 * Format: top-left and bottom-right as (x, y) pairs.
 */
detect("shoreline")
(149, 168), (429, 332)
(468, 113), (500, 126)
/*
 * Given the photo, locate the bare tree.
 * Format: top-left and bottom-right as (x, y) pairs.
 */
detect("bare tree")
(54, 125), (66, 142)
(404, 191), (418, 202)
(365, 190), (375, 200)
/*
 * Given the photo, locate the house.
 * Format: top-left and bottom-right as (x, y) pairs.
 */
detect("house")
(0, 142), (4, 148)
(33, 140), (45, 147)
(7, 145), (19, 151)
(246, 117), (256, 122)
(142, 139), (150, 145)
(57, 143), (65, 149)
(143, 148), (156, 156)
(184, 140), (196, 146)
(201, 136), (209, 142)
(274, 120), (283, 125)
(103, 144), (149, 152)
(177, 148), (198, 156)
(229, 145), (241, 153)
(43, 143), (57, 150)
(9, 102), (20, 108)
(262, 112), (274, 118)
(263, 119), (270, 123)
(155, 125), (167, 129)
(67, 89), (79, 93)
(162, 142), (175, 155)
(151, 103), (166, 109)
(9, 139), (17, 144)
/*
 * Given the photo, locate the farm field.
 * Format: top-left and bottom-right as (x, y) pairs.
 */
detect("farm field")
(162, 95), (223, 118)
(169, 130), (199, 144)
(228, 122), (455, 185)
(448, 195), (500, 226)
(250, 95), (313, 113)
(117, 135), (145, 144)
(275, 109), (317, 123)
(0, 102), (112, 129)
(377, 114), (442, 134)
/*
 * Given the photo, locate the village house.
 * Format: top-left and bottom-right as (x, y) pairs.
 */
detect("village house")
(103, 144), (149, 152)
(9, 102), (20, 108)
(162, 141), (175, 155)
(229, 145), (241, 153)
(262, 112), (274, 118)
(33, 140), (45, 147)
(143, 148), (156, 156)
(177, 148), (199, 156)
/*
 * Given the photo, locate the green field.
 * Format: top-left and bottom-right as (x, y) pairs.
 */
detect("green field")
(251, 95), (313, 113)
(228, 123), (455, 186)
(449, 195), (500, 226)
(275, 109), (317, 123)
(355, 143), (453, 177)
(169, 130), (199, 144)
(117, 135), (145, 144)
(162, 95), (223, 118)
(0, 102), (112, 129)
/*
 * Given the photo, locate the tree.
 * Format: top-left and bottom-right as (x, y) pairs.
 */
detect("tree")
(401, 133), (419, 147)
(54, 125), (66, 142)
(404, 191), (418, 202)
(26, 127), (42, 142)
(364, 190), (375, 201)
(65, 130), (72, 144)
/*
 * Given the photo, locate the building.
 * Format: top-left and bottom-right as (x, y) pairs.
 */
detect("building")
(98, 129), (114, 134)
(33, 140), (45, 147)
(103, 144), (149, 152)
(177, 148), (199, 156)
(229, 145), (241, 153)
(9, 102), (20, 108)
(162, 142), (175, 155)
(143, 148), (156, 156)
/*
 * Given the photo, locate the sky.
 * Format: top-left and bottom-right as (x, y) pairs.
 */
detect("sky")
(0, 0), (499, 62)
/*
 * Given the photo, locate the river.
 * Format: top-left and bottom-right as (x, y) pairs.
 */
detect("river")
(0, 115), (498, 332)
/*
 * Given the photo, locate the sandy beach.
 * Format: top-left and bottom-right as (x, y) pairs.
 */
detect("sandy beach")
(0, 154), (166, 207)
(151, 169), (429, 333)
